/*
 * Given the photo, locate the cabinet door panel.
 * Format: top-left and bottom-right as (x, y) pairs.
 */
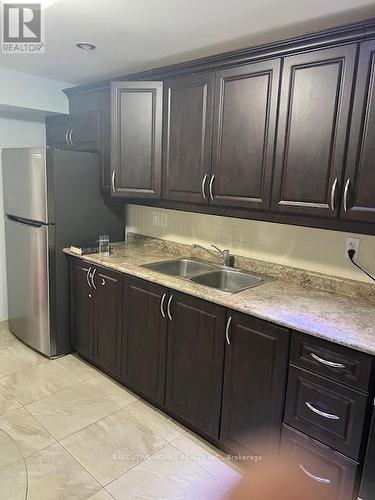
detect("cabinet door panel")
(70, 111), (99, 151)
(122, 276), (168, 404)
(163, 74), (214, 204)
(46, 114), (71, 148)
(341, 40), (375, 222)
(165, 293), (225, 438)
(70, 260), (94, 360)
(111, 82), (163, 199)
(93, 266), (123, 377)
(221, 312), (290, 456)
(272, 45), (356, 217)
(212, 60), (280, 209)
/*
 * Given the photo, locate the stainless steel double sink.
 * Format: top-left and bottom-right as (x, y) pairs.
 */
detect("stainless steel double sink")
(142, 258), (264, 294)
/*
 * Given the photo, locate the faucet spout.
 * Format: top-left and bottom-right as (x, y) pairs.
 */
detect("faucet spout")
(192, 243), (234, 267)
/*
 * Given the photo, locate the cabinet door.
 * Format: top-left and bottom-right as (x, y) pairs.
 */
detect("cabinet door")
(93, 266), (123, 378)
(69, 111), (99, 151)
(122, 276), (168, 404)
(341, 41), (375, 222)
(70, 260), (94, 360)
(211, 60), (280, 209)
(221, 312), (290, 456)
(46, 114), (71, 148)
(165, 293), (225, 438)
(272, 45), (357, 217)
(111, 81), (163, 199)
(163, 74), (214, 204)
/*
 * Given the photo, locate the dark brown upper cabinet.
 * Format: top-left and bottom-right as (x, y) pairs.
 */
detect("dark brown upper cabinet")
(162, 74), (214, 204)
(272, 45), (357, 218)
(46, 111), (99, 152)
(165, 292), (226, 439)
(122, 276), (168, 405)
(221, 311), (290, 456)
(111, 81), (163, 199)
(211, 60), (280, 210)
(341, 41), (375, 223)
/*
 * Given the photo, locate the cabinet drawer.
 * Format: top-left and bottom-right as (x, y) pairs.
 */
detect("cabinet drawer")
(285, 366), (368, 459)
(281, 425), (358, 500)
(290, 332), (373, 392)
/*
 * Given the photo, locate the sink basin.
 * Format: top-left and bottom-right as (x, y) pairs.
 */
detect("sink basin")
(142, 259), (216, 278)
(190, 268), (263, 293)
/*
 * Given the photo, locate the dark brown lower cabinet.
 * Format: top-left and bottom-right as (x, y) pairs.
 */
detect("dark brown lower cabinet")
(71, 259), (94, 360)
(70, 259), (122, 378)
(281, 425), (358, 500)
(122, 276), (168, 405)
(165, 292), (226, 439)
(220, 311), (290, 457)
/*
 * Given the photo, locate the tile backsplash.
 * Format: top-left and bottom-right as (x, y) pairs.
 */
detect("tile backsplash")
(126, 205), (375, 284)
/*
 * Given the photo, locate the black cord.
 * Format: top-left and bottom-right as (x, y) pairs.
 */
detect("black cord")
(348, 249), (375, 282)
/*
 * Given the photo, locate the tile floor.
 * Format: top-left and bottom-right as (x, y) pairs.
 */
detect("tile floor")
(0, 321), (241, 499)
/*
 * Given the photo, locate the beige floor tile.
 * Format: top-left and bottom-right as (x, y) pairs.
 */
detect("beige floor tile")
(1, 361), (82, 405)
(0, 428), (23, 470)
(106, 444), (229, 500)
(0, 385), (22, 416)
(124, 399), (185, 442)
(88, 489), (114, 500)
(86, 374), (138, 407)
(0, 329), (19, 349)
(61, 409), (167, 486)
(0, 407), (56, 457)
(26, 443), (101, 500)
(26, 381), (119, 439)
(172, 432), (242, 487)
(0, 343), (47, 378)
(0, 460), (27, 500)
(56, 354), (100, 381)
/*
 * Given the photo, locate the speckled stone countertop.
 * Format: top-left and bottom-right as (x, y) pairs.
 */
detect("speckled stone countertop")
(64, 237), (375, 356)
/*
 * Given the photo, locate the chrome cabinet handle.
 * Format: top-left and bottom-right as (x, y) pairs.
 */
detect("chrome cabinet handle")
(305, 401), (340, 420)
(311, 352), (345, 369)
(69, 128), (74, 146)
(330, 177), (338, 211)
(160, 293), (167, 318)
(86, 267), (92, 288)
(225, 316), (232, 346)
(201, 174), (208, 200)
(299, 464), (331, 485)
(90, 268), (97, 289)
(209, 174), (215, 201)
(88, 293), (92, 298)
(111, 170), (117, 193)
(343, 178), (351, 212)
(65, 128), (71, 145)
(167, 294), (173, 321)
(101, 278), (106, 286)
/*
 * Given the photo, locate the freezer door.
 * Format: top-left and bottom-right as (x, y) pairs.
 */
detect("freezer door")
(2, 148), (49, 223)
(5, 216), (51, 356)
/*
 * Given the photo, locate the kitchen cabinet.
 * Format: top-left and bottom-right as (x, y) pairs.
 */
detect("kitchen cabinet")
(46, 111), (99, 152)
(70, 259), (123, 378)
(163, 74), (214, 204)
(220, 311), (290, 456)
(211, 60), (280, 210)
(122, 276), (168, 405)
(111, 81), (163, 199)
(165, 292), (226, 438)
(272, 45), (357, 218)
(341, 40), (375, 223)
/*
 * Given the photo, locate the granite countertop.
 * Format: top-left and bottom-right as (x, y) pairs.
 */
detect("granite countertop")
(64, 241), (375, 356)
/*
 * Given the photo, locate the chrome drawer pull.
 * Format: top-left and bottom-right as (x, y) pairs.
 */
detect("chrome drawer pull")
(201, 174), (208, 200)
(330, 177), (338, 211)
(90, 268), (97, 289)
(160, 293), (167, 318)
(209, 174), (215, 201)
(305, 401), (340, 420)
(167, 294), (173, 321)
(311, 352), (345, 369)
(225, 316), (232, 346)
(299, 464), (331, 485)
(86, 267), (92, 288)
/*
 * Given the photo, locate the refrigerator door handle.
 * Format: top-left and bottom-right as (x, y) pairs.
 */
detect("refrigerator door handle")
(6, 214), (44, 228)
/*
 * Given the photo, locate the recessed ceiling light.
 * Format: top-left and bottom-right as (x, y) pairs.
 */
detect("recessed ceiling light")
(76, 42), (96, 51)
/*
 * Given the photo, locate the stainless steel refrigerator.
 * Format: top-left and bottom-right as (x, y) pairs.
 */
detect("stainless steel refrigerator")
(2, 147), (124, 357)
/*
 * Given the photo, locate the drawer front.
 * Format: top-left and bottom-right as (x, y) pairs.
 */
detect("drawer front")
(285, 366), (368, 459)
(281, 425), (358, 500)
(290, 332), (373, 392)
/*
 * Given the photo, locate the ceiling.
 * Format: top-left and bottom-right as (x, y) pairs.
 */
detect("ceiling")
(1, 0), (375, 85)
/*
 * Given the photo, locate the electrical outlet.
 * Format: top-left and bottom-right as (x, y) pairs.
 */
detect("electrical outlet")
(153, 211), (160, 227)
(160, 213), (168, 227)
(345, 237), (360, 258)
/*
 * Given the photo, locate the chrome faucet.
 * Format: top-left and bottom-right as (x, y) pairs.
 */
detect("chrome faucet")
(192, 244), (235, 267)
